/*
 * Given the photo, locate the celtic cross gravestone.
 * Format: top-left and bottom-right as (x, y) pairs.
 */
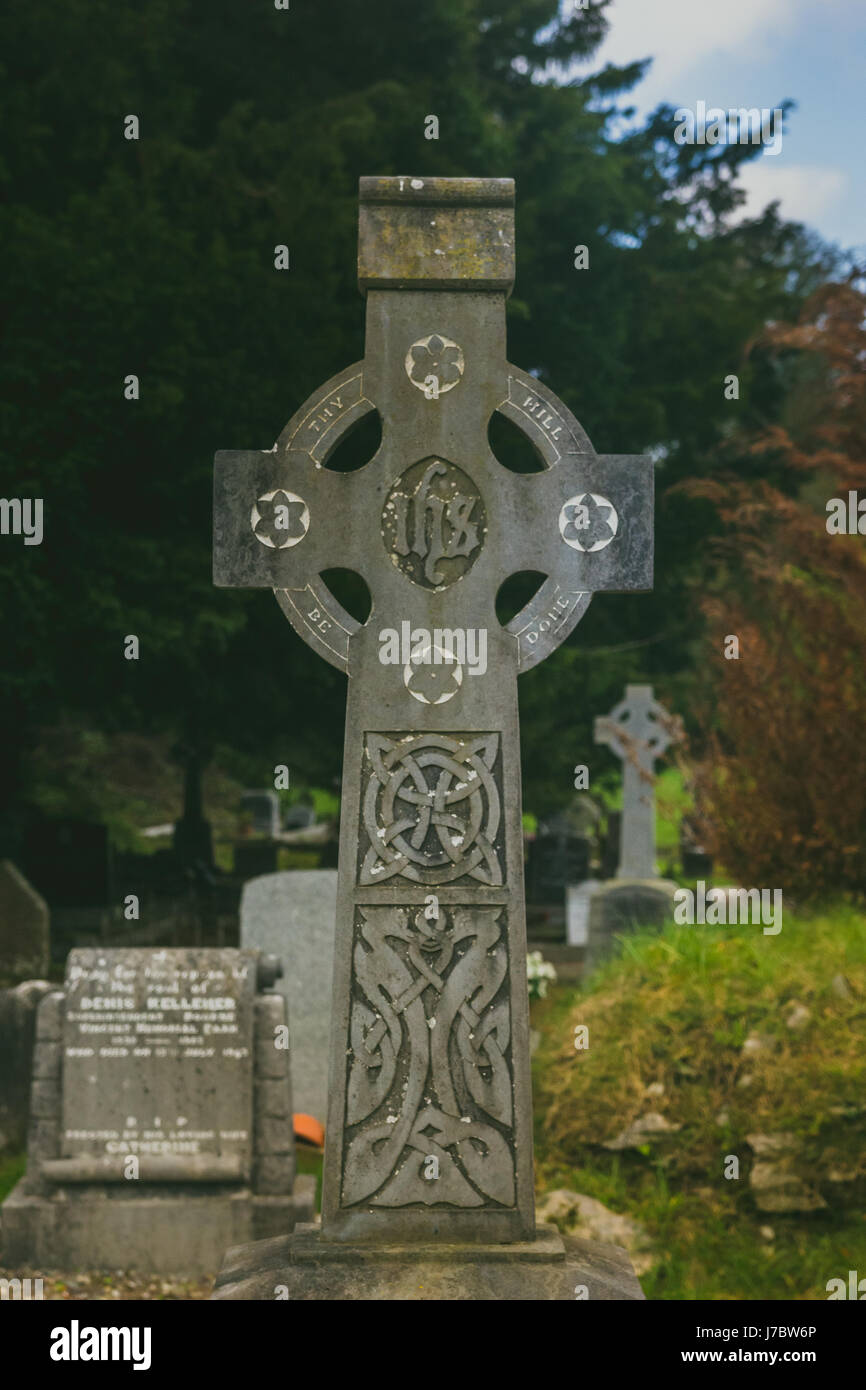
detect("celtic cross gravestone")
(586, 685), (682, 973)
(594, 684), (678, 881)
(212, 176), (651, 1297)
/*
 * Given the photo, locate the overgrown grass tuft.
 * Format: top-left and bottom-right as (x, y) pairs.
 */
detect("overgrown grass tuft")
(532, 905), (866, 1299)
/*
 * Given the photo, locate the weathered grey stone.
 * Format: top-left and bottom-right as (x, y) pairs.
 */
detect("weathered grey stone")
(1, 948), (315, 1274)
(536, 1190), (655, 1277)
(749, 1162), (827, 1213)
(747, 1128), (827, 1212)
(742, 1031), (778, 1056)
(603, 1111), (682, 1151)
(2, 1187), (266, 1276)
(211, 1224), (645, 1301)
(785, 1002), (811, 1030)
(594, 685), (681, 881)
(241, 870), (337, 1123)
(747, 1132), (798, 1157)
(212, 175), (651, 1291)
(0, 861), (49, 986)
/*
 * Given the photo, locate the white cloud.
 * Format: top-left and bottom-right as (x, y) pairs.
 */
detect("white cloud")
(733, 161), (847, 226)
(591, 0), (808, 104)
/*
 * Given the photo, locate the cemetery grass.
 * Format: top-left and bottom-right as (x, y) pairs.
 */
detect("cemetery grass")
(531, 905), (866, 1300)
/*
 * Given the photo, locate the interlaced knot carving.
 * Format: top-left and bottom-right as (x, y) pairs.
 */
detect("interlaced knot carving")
(359, 732), (502, 886)
(343, 905), (515, 1209)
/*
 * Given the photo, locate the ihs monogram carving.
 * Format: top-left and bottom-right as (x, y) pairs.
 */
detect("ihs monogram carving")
(359, 733), (502, 887)
(342, 904), (515, 1209)
(382, 458), (486, 589)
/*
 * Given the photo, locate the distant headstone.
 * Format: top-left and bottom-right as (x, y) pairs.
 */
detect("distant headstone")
(587, 685), (682, 969)
(565, 879), (601, 948)
(284, 803), (316, 831)
(212, 176), (650, 1300)
(0, 861), (50, 986)
(240, 870), (337, 1124)
(240, 791), (281, 838)
(526, 815), (591, 907)
(1, 947), (314, 1274)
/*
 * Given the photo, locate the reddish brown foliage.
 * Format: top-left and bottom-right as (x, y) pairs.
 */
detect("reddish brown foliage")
(682, 277), (866, 899)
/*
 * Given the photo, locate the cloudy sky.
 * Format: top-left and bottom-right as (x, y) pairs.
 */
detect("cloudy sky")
(576, 0), (864, 253)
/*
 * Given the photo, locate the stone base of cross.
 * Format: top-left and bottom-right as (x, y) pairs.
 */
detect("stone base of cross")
(212, 176), (651, 1299)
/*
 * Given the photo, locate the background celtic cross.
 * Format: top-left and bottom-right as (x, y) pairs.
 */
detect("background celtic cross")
(214, 176), (653, 1244)
(594, 683), (681, 881)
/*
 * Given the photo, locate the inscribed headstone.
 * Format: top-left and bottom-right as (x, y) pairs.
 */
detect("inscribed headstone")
(1, 946), (314, 1274)
(60, 948), (256, 1173)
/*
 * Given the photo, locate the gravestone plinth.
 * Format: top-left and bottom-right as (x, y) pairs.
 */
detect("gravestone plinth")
(587, 685), (681, 970)
(240, 870), (338, 1125)
(586, 879), (678, 970)
(211, 176), (651, 1298)
(1, 948), (314, 1274)
(212, 1224), (644, 1300)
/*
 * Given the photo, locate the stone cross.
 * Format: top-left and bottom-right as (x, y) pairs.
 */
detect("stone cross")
(594, 683), (678, 881)
(214, 177), (653, 1246)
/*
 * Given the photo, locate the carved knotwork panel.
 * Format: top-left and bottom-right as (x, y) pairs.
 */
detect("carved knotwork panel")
(341, 904), (516, 1210)
(358, 732), (504, 887)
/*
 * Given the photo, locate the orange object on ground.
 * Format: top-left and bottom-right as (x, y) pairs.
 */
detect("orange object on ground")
(294, 1113), (325, 1149)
